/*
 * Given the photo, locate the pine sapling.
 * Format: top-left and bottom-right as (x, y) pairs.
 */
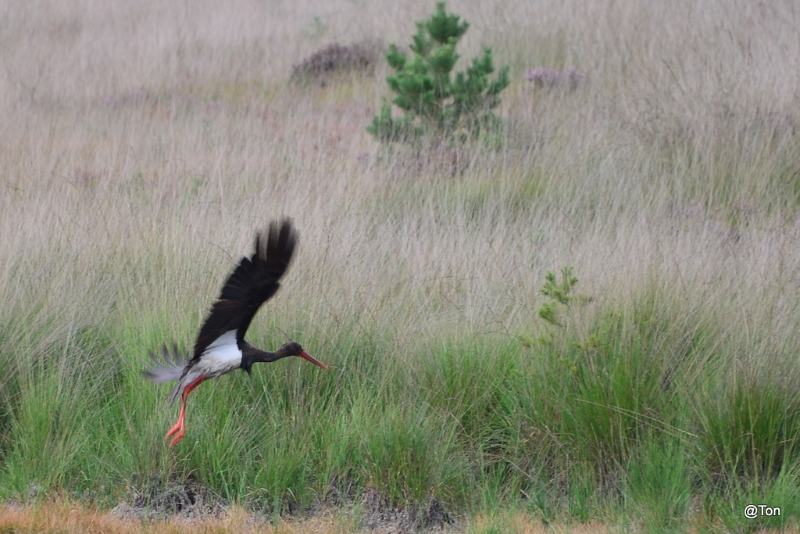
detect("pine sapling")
(367, 2), (510, 145)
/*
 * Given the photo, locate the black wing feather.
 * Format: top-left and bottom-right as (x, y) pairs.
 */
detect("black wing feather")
(192, 219), (297, 360)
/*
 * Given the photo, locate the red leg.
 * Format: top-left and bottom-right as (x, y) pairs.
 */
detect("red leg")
(164, 375), (205, 447)
(165, 401), (186, 439)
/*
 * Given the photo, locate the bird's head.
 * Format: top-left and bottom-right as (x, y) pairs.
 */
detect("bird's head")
(281, 341), (329, 370)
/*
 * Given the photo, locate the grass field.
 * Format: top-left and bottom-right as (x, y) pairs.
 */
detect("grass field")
(2, 0), (800, 531)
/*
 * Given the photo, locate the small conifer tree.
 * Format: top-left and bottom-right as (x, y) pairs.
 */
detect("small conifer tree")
(367, 2), (510, 145)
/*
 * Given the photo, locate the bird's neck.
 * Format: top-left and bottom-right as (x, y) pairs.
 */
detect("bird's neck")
(240, 342), (293, 374)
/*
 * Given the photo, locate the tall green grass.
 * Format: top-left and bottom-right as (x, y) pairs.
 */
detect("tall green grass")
(4, 275), (798, 530)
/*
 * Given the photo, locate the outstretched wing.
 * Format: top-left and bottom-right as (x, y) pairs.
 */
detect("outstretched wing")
(192, 219), (297, 361)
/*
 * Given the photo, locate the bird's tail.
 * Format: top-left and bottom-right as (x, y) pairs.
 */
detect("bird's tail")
(143, 344), (191, 404)
(143, 343), (188, 383)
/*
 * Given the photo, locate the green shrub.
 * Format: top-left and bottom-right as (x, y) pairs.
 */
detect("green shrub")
(367, 2), (509, 145)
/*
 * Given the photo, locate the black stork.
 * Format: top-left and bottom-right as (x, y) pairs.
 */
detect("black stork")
(143, 219), (328, 447)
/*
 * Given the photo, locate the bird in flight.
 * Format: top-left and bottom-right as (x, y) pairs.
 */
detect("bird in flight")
(143, 219), (328, 447)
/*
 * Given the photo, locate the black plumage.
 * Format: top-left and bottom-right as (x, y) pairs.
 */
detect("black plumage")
(143, 219), (328, 447)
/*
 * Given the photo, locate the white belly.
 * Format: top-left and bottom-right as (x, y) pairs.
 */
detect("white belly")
(197, 329), (242, 378)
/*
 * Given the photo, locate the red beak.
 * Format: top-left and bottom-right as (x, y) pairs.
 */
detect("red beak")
(299, 350), (329, 370)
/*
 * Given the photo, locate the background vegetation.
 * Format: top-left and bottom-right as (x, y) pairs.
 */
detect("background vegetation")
(1, 0), (800, 531)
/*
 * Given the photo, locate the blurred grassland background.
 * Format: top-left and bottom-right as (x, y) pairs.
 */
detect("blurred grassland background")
(1, 0), (800, 531)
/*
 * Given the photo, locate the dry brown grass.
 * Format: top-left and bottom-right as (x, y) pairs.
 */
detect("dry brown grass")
(3, 1), (800, 350)
(0, 502), (632, 534)
(0, 501), (343, 534)
(5, 503), (796, 534)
